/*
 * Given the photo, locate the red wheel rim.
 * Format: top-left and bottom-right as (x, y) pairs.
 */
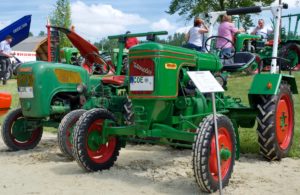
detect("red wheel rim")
(86, 119), (116, 163)
(276, 94), (293, 150)
(11, 129), (41, 147)
(9, 115), (41, 147)
(209, 127), (233, 181)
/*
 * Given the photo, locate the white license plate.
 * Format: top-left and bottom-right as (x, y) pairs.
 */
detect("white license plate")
(130, 76), (154, 91)
(18, 87), (34, 98)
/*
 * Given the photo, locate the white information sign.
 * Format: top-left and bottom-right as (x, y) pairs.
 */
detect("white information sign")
(187, 71), (224, 93)
(18, 87), (34, 98)
(130, 76), (154, 91)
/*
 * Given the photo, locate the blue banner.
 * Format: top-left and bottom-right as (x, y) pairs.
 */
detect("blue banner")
(0, 15), (31, 47)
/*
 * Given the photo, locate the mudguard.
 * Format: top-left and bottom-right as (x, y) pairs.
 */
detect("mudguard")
(248, 73), (298, 107)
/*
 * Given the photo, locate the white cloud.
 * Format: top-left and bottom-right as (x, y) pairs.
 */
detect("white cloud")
(71, 1), (148, 41)
(272, 0), (300, 8)
(151, 18), (176, 31)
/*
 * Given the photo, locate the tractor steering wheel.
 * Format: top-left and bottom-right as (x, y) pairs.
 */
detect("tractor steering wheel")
(205, 36), (236, 59)
(83, 53), (111, 75)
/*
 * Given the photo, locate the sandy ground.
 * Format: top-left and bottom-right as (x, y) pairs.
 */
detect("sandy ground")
(0, 133), (299, 195)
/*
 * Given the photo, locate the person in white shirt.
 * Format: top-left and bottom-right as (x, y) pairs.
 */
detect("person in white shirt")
(251, 19), (273, 40)
(0, 35), (14, 84)
(185, 17), (209, 52)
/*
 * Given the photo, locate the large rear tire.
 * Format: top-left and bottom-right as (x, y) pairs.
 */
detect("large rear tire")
(256, 82), (294, 160)
(57, 109), (86, 160)
(193, 114), (236, 193)
(73, 108), (121, 172)
(1, 108), (43, 151)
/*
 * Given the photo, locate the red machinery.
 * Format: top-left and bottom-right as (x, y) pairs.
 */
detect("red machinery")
(0, 92), (12, 116)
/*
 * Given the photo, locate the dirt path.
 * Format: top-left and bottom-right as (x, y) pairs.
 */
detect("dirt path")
(0, 133), (299, 195)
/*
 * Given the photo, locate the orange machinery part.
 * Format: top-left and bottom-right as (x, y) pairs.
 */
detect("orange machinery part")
(0, 92), (12, 116)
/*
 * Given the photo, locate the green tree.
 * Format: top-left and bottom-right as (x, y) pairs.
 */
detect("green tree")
(50, 0), (72, 48)
(94, 38), (118, 52)
(29, 32), (34, 37)
(38, 31), (45, 36)
(167, 0), (275, 29)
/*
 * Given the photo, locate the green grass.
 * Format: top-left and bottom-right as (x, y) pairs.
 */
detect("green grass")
(1, 73), (300, 157)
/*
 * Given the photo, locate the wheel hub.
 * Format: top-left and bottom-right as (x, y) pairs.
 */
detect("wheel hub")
(220, 148), (231, 161)
(209, 127), (233, 180)
(287, 49), (298, 68)
(87, 130), (103, 151)
(12, 118), (31, 142)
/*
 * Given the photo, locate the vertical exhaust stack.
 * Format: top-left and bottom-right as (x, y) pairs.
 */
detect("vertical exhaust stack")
(46, 18), (51, 62)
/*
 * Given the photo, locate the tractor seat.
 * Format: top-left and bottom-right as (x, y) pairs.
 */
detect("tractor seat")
(102, 75), (126, 85)
(222, 52), (256, 72)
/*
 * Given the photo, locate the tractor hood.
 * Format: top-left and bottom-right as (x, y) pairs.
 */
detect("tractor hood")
(50, 26), (105, 66)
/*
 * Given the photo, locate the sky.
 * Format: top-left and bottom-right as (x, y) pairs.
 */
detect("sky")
(0, 0), (299, 42)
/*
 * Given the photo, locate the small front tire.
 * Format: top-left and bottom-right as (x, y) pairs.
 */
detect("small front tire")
(1, 108), (43, 151)
(193, 114), (236, 193)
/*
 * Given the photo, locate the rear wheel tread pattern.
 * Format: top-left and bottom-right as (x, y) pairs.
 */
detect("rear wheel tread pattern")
(256, 83), (294, 160)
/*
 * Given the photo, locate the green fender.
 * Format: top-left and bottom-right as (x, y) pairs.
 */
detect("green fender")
(248, 73), (298, 107)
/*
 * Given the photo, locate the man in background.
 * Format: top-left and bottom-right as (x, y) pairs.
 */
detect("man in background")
(251, 19), (273, 40)
(0, 35), (14, 85)
(125, 31), (139, 49)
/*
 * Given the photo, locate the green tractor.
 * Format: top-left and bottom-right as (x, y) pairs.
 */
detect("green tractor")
(0, 31), (167, 158)
(70, 3), (297, 193)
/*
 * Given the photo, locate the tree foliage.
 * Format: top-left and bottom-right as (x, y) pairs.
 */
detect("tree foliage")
(50, 0), (72, 48)
(38, 31), (45, 36)
(167, 0), (275, 29)
(156, 33), (186, 46)
(94, 38), (118, 52)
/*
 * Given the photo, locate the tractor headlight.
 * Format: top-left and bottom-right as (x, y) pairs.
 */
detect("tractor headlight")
(77, 83), (87, 94)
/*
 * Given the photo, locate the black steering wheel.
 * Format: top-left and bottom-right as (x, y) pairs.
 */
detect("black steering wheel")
(83, 52), (110, 75)
(205, 36), (236, 59)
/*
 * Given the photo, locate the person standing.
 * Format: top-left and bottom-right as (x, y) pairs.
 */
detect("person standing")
(186, 17), (209, 52)
(217, 15), (244, 57)
(0, 35), (14, 84)
(251, 19), (273, 40)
